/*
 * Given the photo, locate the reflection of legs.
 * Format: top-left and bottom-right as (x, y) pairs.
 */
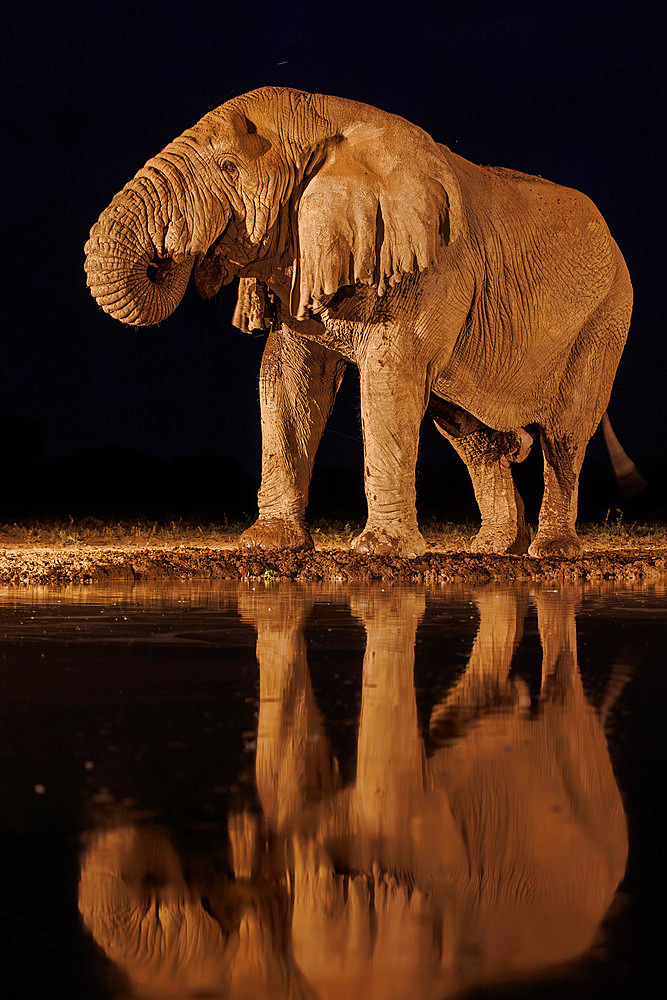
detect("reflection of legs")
(237, 589), (336, 831)
(350, 591), (426, 837)
(534, 588), (628, 879)
(530, 270), (631, 557)
(533, 587), (579, 694)
(431, 588), (529, 735)
(353, 336), (429, 557)
(435, 420), (531, 554)
(240, 328), (347, 552)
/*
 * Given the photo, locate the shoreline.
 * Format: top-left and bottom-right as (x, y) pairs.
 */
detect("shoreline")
(1, 542), (666, 586)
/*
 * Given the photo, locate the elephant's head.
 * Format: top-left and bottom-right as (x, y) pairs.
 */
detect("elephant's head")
(84, 87), (463, 326)
(78, 822), (316, 999)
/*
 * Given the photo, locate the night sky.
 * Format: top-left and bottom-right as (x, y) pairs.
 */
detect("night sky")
(4, 0), (665, 513)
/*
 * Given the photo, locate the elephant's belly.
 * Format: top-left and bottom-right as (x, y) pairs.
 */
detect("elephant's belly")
(432, 377), (542, 431)
(433, 335), (574, 431)
(425, 258), (596, 429)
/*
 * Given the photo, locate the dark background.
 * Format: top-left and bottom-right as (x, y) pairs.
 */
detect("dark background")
(3, 0), (665, 523)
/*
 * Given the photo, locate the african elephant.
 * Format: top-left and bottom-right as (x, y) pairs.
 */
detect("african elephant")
(85, 87), (632, 557)
(78, 584), (628, 999)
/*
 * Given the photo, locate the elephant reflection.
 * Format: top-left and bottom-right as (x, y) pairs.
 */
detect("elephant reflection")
(79, 585), (628, 999)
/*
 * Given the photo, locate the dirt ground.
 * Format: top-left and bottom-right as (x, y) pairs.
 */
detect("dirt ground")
(1, 519), (666, 586)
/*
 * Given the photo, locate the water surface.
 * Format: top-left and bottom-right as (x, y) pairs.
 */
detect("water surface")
(0, 581), (664, 998)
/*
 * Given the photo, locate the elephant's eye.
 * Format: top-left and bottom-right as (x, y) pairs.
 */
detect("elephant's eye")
(221, 160), (238, 177)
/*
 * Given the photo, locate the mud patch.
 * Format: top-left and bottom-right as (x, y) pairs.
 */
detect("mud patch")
(1, 544), (666, 586)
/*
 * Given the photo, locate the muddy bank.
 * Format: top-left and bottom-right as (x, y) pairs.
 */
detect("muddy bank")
(1, 543), (666, 586)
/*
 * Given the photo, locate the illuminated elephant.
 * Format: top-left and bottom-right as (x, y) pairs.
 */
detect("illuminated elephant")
(85, 87), (633, 557)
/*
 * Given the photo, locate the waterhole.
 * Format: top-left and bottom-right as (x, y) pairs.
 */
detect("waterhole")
(1, 581), (663, 997)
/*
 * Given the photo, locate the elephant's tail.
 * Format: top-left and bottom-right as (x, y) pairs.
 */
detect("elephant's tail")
(600, 412), (647, 498)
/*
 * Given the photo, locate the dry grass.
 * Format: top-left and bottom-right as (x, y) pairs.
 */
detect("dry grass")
(0, 518), (245, 549)
(578, 512), (667, 551)
(0, 515), (665, 553)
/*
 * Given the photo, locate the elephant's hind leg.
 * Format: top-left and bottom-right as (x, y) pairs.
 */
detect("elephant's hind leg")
(433, 413), (532, 555)
(529, 265), (632, 558)
(240, 328), (347, 552)
(529, 427), (585, 558)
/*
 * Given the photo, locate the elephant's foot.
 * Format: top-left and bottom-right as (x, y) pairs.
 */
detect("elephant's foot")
(470, 520), (531, 556)
(239, 517), (314, 552)
(528, 530), (582, 559)
(351, 523), (426, 558)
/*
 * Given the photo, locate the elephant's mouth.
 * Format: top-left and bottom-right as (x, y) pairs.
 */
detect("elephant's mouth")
(193, 219), (256, 299)
(146, 258), (176, 285)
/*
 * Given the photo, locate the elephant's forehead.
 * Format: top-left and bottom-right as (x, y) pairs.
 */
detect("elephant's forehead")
(190, 107), (279, 159)
(188, 111), (242, 144)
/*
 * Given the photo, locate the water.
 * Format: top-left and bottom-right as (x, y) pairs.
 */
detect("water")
(0, 581), (664, 999)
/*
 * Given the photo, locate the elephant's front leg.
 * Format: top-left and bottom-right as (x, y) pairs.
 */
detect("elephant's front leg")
(352, 338), (428, 557)
(240, 328), (347, 551)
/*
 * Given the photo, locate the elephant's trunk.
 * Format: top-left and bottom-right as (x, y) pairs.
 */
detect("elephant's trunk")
(84, 132), (231, 326)
(84, 199), (195, 326)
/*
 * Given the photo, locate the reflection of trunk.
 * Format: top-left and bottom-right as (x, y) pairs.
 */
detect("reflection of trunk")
(78, 827), (229, 994)
(79, 824), (316, 1000)
(84, 133), (230, 326)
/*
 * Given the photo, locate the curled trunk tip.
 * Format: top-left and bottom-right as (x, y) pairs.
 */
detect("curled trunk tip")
(84, 230), (194, 326)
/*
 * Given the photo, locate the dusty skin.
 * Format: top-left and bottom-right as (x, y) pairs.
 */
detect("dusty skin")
(86, 87), (634, 561)
(1, 521), (666, 586)
(78, 584), (627, 999)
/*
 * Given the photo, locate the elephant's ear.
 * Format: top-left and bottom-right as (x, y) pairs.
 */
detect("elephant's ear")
(291, 124), (462, 320)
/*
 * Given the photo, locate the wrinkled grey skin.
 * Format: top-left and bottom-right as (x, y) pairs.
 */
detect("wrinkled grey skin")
(85, 87), (632, 557)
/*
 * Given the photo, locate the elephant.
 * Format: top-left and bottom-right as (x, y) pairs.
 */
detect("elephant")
(85, 87), (633, 558)
(78, 583), (628, 999)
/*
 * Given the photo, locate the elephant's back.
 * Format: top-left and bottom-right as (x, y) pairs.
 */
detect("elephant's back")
(442, 145), (612, 239)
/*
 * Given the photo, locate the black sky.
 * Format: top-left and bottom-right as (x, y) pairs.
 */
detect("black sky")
(4, 0), (665, 483)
